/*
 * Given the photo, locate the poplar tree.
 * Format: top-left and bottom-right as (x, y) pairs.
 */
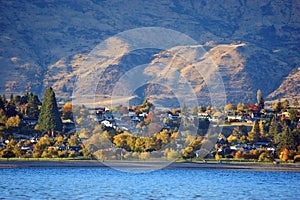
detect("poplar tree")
(256, 89), (264, 110)
(38, 88), (62, 132)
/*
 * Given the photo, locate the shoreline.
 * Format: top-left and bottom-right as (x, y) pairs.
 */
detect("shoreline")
(0, 160), (300, 172)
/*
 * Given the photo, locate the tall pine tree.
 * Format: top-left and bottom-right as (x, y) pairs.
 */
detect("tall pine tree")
(38, 88), (62, 132)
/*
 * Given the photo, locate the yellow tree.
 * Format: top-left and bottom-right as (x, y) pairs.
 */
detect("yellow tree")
(62, 102), (73, 120)
(6, 115), (21, 129)
(279, 146), (290, 162)
(247, 121), (260, 143)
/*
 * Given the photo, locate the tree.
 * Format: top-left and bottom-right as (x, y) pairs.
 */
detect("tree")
(272, 98), (282, 112)
(279, 146), (290, 162)
(259, 120), (266, 141)
(113, 132), (135, 151)
(247, 121), (260, 143)
(224, 104), (236, 111)
(0, 109), (7, 125)
(269, 117), (279, 144)
(0, 97), (4, 111)
(182, 146), (195, 160)
(68, 135), (79, 146)
(62, 102), (73, 120)
(6, 115), (21, 128)
(293, 99), (299, 108)
(282, 99), (289, 110)
(256, 89), (264, 110)
(5, 101), (17, 117)
(288, 109), (299, 125)
(277, 125), (296, 152)
(14, 95), (21, 106)
(38, 88), (63, 132)
(237, 103), (245, 111)
(26, 93), (40, 119)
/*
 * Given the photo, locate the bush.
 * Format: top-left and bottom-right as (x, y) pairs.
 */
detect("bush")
(58, 150), (68, 158)
(68, 150), (76, 158)
(258, 152), (273, 162)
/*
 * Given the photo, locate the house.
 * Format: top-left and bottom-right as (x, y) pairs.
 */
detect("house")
(198, 112), (210, 119)
(227, 115), (243, 122)
(210, 112), (224, 123)
(100, 119), (116, 128)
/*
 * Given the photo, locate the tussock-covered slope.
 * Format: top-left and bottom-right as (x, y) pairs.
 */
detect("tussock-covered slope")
(0, 0), (299, 103)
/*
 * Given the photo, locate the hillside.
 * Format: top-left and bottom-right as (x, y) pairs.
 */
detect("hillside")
(0, 0), (299, 104)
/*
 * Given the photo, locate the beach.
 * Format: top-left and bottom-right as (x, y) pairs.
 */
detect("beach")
(1, 160), (300, 172)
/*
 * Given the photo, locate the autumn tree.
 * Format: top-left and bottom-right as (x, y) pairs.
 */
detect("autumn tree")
(113, 132), (135, 151)
(259, 120), (267, 141)
(224, 104), (236, 111)
(281, 99), (289, 110)
(182, 146), (195, 160)
(292, 98), (299, 108)
(247, 121), (260, 143)
(62, 102), (73, 120)
(38, 88), (62, 132)
(68, 135), (80, 146)
(6, 115), (21, 129)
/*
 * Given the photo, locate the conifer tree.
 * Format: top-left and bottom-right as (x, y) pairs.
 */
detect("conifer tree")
(277, 125), (296, 152)
(26, 93), (40, 119)
(269, 117), (279, 144)
(0, 97), (4, 111)
(38, 88), (62, 132)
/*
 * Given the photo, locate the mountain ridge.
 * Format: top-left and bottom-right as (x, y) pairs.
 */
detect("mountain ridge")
(0, 0), (299, 103)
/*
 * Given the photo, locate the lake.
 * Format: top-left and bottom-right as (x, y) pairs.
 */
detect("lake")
(0, 167), (299, 200)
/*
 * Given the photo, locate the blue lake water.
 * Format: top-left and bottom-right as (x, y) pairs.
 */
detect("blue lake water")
(0, 168), (299, 200)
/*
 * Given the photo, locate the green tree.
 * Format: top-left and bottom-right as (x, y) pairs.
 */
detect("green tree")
(288, 109), (299, 125)
(269, 117), (280, 144)
(38, 88), (62, 132)
(277, 125), (296, 152)
(0, 109), (7, 125)
(26, 93), (40, 119)
(256, 89), (264, 110)
(5, 101), (17, 117)
(0, 97), (4, 111)
(14, 95), (21, 106)
(272, 98), (282, 112)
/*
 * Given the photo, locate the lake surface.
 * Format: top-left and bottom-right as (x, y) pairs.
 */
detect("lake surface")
(0, 168), (299, 200)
